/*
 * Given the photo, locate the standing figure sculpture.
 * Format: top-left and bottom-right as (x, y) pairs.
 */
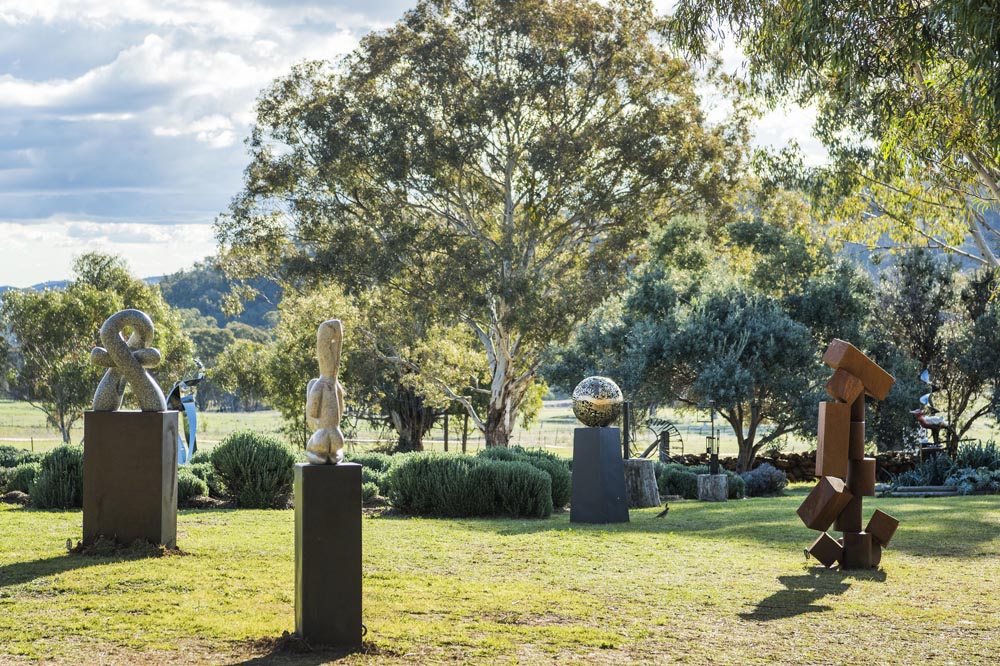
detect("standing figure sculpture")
(305, 319), (346, 464)
(91, 309), (167, 412)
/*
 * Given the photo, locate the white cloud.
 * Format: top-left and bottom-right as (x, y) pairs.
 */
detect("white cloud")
(0, 217), (218, 286)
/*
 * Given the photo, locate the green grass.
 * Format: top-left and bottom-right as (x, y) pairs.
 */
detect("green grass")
(1, 489), (999, 664)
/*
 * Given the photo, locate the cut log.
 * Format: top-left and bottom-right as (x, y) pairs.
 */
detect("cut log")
(623, 458), (661, 509)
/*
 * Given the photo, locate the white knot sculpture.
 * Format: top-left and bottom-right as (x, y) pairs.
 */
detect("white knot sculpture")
(91, 309), (167, 412)
(305, 319), (346, 464)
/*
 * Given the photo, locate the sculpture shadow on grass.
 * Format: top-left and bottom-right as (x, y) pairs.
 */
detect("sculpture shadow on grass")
(740, 568), (886, 622)
(0, 547), (165, 590)
(229, 636), (391, 666)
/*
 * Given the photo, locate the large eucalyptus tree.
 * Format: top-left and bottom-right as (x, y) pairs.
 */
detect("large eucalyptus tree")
(219, 0), (748, 445)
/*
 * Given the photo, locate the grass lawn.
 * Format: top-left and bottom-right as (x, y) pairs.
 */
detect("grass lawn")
(2, 488), (999, 664)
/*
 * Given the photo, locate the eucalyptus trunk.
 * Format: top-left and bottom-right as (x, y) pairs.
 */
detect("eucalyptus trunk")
(387, 387), (439, 453)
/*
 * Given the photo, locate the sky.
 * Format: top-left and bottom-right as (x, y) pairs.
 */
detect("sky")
(0, 0), (823, 288)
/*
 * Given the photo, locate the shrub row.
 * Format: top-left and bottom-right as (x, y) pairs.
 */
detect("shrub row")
(386, 453), (552, 518)
(476, 446), (571, 508)
(892, 442), (1000, 495)
(209, 431), (295, 508)
(653, 462), (746, 499)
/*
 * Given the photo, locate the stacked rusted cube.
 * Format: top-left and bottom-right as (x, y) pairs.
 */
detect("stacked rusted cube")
(797, 339), (901, 569)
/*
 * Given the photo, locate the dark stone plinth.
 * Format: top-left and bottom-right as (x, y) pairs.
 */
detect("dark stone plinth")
(83, 410), (178, 548)
(294, 463), (362, 647)
(570, 427), (629, 524)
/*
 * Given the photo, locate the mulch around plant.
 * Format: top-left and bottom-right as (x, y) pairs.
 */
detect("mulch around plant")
(2, 490), (30, 505)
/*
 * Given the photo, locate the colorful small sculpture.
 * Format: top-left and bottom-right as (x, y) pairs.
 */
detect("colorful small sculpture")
(91, 309), (167, 412)
(305, 319), (347, 464)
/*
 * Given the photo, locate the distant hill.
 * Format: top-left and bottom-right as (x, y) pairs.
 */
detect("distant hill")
(158, 260), (280, 329)
(0, 267), (279, 331)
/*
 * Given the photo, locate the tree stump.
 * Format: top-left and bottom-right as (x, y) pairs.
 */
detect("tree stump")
(623, 458), (661, 508)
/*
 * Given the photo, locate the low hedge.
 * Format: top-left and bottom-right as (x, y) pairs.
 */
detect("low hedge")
(477, 446), (571, 508)
(211, 431), (295, 508)
(741, 462), (788, 497)
(6, 462), (41, 494)
(0, 445), (41, 469)
(32, 445), (84, 509)
(387, 453), (552, 518)
(653, 462), (745, 499)
(178, 468), (209, 504)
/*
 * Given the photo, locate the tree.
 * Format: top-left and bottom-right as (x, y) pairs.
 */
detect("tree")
(213, 339), (270, 411)
(264, 283), (482, 452)
(666, 288), (819, 472)
(1, 253), (194, 443)
(218, 0), (749, 446)
(869, 250), (1000, 453)
(670, 0), (1000, 266)
(159, 258), (280, 329)
(547, 196), (875, 471)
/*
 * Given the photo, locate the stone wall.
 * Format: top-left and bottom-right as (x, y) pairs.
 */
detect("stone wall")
(665, 451), (919, 483)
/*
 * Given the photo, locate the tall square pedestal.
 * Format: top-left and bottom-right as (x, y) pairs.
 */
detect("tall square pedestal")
(294, 463), (362, 647)
(570, 427), (629, 524)
(83, 410), (179, 548)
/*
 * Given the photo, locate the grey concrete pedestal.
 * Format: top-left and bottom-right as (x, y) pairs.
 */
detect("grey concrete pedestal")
(82, 410), (179, 547)
(294, 463), (362, 647)
(697, 473), (728, 502)
(570, 427), (629, 524)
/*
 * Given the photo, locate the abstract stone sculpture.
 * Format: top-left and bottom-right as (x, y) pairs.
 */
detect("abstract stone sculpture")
(572, 376), (623, 427)
(295, 318), (362, 646)
(91, 309), (167, 412)
(800, 339), (900, 569)
(305, 319), (347, 465)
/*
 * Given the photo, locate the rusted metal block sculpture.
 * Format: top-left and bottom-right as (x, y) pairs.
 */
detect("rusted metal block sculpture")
(866, 509), (900, 548)
(816, 402), (851, 478)
(808, 532), (843, 568)
(797, 476), (853, 532)
(800, 340), (899, 569)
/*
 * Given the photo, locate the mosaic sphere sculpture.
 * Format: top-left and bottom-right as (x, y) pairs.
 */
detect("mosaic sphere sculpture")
(572, 376), (623, 427)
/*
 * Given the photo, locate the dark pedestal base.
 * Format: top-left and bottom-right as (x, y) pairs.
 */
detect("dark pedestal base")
(294, 463), (362, 647)
(570, 427), (629, 524)
(83, 410), (179, 547)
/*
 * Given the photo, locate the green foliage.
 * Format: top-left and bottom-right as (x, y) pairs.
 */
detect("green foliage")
(670, 0), (1000, 267)
(945, 467), (1000, 495)
(344, 452), (394, 475)
(954, 441), (1000, 471)
(158, 259), (280, 329)
(188, 450), (212, 465)
(219, 0), (750, 447)
(653, 462), (745, 499)
(740, 463), (788, 497)
(387, 453), (552, 518)
(210, 431), (295, 508)
(6, 462), (41, 494)
(187, 462), (223, 498)
(893, 455), (957, 487)
(177, 469), (209, 504)
(387, 454), (480, 517)
(345, 451), (397, 495)
(653, 463), (699, 499)
(477, 446), (572, 508)
(32, 445), (84, 509)
(0, 252), (194, 443)
(362, 481), (379, 503)
(212, 339), (271, 411)
(0, 446), (41, 468)
(467, 461), (553, 519)
(868, 253), (1000, 452)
